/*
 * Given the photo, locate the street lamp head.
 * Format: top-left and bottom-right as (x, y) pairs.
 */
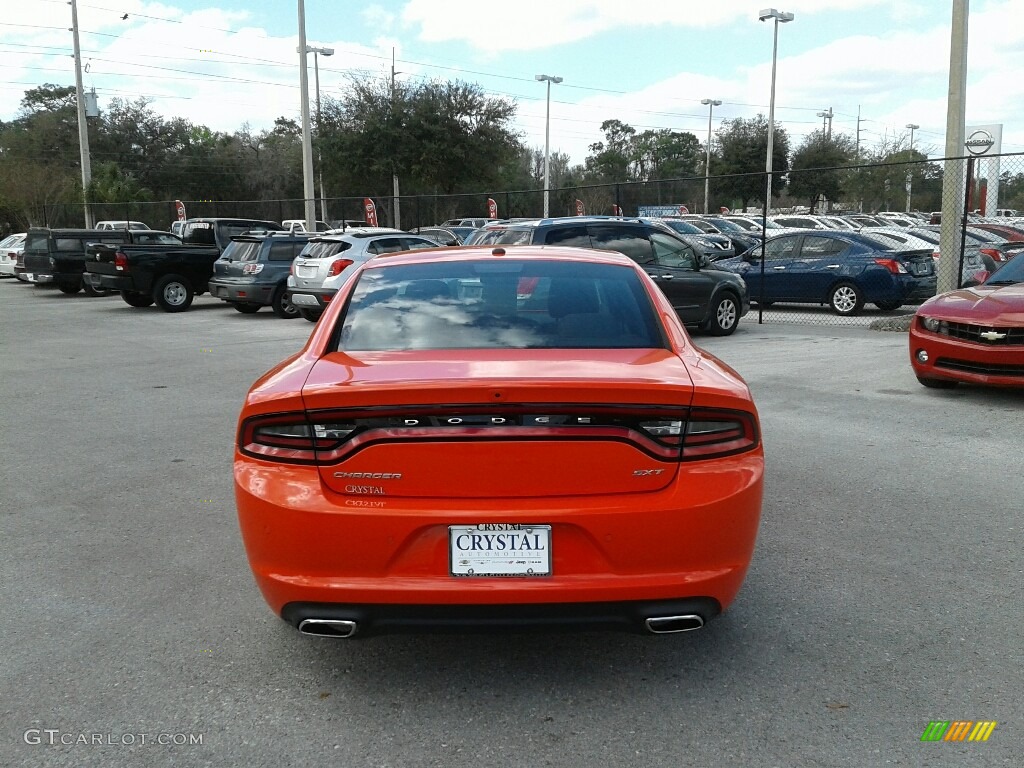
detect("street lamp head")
(701, 98), (722, 107)
(298, 45), (335, 56)
(906, 123), (920, 130)
(535, 74), (563, 84)
(759, 8), (794, 22)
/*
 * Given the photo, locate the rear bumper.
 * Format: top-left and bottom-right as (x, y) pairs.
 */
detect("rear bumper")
(281, 597), (721, 637)
(208, 278), (277, 305)
(288, 287), (336, 309)
(910, 324), (1024, 388)
(898, 275), (936, 302)
(235, 450), (764, 622)
(84, 272), (133, 291)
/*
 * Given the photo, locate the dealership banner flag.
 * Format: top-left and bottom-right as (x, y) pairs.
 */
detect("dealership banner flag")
(678, 204), (689, 214)
(575, 199), (585, 216)
(363, 198), (378, 227)
(612, 204), (623, 215)
(174, 200), (187, 221)
(487, 198), (498, 218)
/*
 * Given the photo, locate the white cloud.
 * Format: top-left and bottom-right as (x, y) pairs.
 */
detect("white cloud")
(400, 0), (890, 52)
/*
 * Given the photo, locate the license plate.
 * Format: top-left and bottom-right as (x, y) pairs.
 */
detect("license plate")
(449, 524), (552, 577)
(297, 265), (318, 278)
(290, 293), (318, 307)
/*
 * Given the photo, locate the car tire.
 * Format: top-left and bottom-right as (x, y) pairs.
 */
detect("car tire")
(232, 302), (261, 314)
(829, 282), (864, 316)
(916, 376), (958, 389)
(875, 300), (902, 311)
(58, 282), (81, 295)
(298, 308), (321, 323)
(153, 274), (194, 312)
(704, 292), (740, 336)
(120, 290), (154, 308)
(271, 286), (299, 319)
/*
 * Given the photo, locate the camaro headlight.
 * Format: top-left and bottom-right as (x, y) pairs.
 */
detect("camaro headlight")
(921, 317), (941, 332)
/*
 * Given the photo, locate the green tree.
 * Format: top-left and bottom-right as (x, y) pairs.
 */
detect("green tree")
(712, 114), (790, 210)
(319, 77), (522, 206)
(787, 130), (857, 212)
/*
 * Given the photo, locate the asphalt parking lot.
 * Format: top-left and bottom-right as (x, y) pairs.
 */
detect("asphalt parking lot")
(2, 284), (1021, 767)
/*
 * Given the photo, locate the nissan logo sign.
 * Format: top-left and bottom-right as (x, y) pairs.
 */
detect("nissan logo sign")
(965, 129), (995, 156)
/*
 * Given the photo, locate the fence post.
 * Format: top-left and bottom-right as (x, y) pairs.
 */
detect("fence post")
(615, 184), (621, 216)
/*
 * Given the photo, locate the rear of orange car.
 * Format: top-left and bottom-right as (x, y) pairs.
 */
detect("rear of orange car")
(235, 247), (764, 637)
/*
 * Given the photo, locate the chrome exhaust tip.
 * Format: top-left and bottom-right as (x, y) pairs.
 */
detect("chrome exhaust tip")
(645, 614), (704, 634)
(298, 619), (358, 638)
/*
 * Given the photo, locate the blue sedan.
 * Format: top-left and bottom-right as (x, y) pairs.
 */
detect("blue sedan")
(715, 231), (937, 315)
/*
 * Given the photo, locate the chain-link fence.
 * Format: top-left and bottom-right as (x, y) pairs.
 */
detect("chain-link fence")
(35, 152), (1024, 327)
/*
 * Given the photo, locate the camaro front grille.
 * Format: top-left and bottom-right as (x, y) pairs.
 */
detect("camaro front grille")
(941, 321), (1024, 346)
(935, 358), (1024, 376)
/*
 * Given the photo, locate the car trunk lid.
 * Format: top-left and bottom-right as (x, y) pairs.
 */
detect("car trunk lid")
(300, 349), (695, 498)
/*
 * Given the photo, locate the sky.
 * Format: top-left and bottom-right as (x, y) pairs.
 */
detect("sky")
(2, 0), (1023, 167)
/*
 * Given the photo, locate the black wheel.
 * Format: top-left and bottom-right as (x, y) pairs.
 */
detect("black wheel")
(153, 274), (194, 312)
(58, 282), (81, 295)
(298, 308), (321, 323)
(232, 302), (261, 314)
(703, 292), (740, 336)
(120, 290), (154, 308)
(916, 376), (958, 389)
(829, 282), (864, 316)
(875, 300), (902, 311)
(271, 286), (299, 319)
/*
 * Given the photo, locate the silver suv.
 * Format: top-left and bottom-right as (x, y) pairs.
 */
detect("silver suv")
(287, 228), (441, 322)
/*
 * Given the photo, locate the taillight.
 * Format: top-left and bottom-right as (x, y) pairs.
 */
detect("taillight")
(931, 251), (941, 261)
(242, 263), (264, 274)
(979, 247), (1004, 262)
(873, 258), (907, 274)
(239, 407), (759, 465)
(328, 258), (354, 276)
(680, 409), (759, 460)
(114, 252), (128, 271)
(239, 413), (357, 464)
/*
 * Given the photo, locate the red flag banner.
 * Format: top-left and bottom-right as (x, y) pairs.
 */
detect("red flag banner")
(612, 204), (622, 216)
(174, 200), (187, 221)
(363, 198), (378, 227)
(575, 199), (585, 216)
(678, 204), (689, 214)
(487, 197), (498, 218)
(720, 206), (731, 214)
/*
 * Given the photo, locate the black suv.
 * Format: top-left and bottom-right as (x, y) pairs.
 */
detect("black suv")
(208, 232), (311, 317)
(479, 217), (749, 335)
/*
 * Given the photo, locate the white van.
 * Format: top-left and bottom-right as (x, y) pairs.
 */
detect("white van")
(95, 220), (150, 231)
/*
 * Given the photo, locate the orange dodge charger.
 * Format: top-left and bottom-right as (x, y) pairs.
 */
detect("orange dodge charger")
(235, 245), (764, 638)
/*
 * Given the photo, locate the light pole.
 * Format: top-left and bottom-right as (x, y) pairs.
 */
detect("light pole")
(816, 107), (833, 140)
(701, 99), (721, 214)
(759, 9), (793, 220)
(295, 1), (316, 231)
(905, 123), (919, 213)
(307, 45), (334, 224)
(536, 74), (563, 218)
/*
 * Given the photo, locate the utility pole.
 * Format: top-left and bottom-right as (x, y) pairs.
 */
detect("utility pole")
(70, 0), (93, 227)
(938, 0), (969, 294)
(855, 105), (864, 212)
(391, 48), (401, 229)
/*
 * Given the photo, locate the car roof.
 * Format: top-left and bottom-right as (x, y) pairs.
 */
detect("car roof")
(311, 227), (409, 241)
(362, 244), (637, 269)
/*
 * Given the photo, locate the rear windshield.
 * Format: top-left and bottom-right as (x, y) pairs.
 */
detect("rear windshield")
(301, 241), (352, 259)
(334, 259), (664, 352)
(222, 241), (261, 261)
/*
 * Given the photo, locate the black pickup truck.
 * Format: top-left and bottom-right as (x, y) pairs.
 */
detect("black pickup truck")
(22, 228), (139, 295)
(84, 218), (283, 311)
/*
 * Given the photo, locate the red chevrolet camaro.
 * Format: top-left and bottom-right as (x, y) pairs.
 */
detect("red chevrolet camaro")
(911, 255), (1024, 389)
(235, 245), (764, 638)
